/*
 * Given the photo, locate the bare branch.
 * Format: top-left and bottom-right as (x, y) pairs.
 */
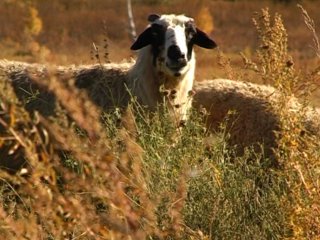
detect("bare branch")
(127, 0), (137, 41)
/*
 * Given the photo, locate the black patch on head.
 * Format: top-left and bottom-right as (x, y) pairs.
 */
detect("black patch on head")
(150, 23), (166, 65)
(185, 21), (197, 60)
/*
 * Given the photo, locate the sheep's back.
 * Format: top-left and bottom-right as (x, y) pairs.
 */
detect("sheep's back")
(193, 79), (320, 160)
(0, 60), (134, 115)
(74, 63), (132, 110)
(0, 60), (58, 116)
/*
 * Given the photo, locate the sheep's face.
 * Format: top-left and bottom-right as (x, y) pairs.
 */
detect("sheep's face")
(131, 14), (217, 78)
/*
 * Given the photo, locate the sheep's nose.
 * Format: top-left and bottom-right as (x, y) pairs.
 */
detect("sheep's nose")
(167, 45), (186, 65)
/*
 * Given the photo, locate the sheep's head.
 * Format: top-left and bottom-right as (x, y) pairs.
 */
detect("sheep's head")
(131, 14), (217, 78)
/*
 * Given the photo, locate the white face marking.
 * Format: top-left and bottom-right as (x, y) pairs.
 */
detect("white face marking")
(165, 25), (188, 58)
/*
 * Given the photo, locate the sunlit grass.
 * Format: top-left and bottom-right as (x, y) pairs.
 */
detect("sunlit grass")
(0, 5), (319, 240)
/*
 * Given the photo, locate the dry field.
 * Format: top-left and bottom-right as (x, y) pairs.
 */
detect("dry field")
(0, 1), (320, 239)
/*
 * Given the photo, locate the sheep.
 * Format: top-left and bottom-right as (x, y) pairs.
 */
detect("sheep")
(76, 14), (217, 124)
(0, 14), (217, 126)
(192, 79), (320, 162)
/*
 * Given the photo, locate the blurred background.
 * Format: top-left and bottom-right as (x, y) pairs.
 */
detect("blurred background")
(0, 0), (319, 81)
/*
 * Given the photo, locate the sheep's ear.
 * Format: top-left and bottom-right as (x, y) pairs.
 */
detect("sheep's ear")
(148, 14), (160, 22)
(193, 28), (217, 49)
(130, 27), (153, 50)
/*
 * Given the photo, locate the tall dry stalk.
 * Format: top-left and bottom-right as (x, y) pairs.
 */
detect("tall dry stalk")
(298, 4), (320, 59)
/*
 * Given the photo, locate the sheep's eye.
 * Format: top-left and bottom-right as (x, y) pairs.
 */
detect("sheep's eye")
(185, 23), (196, 39)
(151, 23), (166, 46)
(151, 23), (166, 35)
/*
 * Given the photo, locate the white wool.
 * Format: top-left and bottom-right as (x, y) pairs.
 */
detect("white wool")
(128, 44), (195, 122)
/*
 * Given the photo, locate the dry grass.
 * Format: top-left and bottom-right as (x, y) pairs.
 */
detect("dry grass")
(0, 2), (320, 240)
(1, 1), (320, 78)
